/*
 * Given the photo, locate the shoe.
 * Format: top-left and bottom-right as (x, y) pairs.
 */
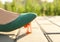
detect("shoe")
(0, 10), (36, 32)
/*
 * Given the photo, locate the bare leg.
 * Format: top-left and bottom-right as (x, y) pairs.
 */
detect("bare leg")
(24, 23), (32, 34)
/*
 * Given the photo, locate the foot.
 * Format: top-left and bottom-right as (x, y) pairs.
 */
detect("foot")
(26, 31), (32, 34)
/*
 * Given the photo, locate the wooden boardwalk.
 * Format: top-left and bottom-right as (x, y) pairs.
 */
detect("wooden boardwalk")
(0, 16), (60, 42)
(17, 16), (60, 42)
(35, 16), (60, 42)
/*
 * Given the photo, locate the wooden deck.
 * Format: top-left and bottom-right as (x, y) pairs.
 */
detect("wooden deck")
(0, 16), (60, 42)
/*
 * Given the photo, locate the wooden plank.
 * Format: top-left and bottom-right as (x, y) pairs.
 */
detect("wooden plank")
(46, 16), (60, 26)
(49, 35), (60, 42)
(36, 17), (60, 33)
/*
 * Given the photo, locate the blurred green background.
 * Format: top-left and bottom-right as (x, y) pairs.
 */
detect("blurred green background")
(0, 0), (60, 16)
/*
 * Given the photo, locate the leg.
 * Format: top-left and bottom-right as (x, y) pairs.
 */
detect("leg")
(24, 23), (32, 34)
